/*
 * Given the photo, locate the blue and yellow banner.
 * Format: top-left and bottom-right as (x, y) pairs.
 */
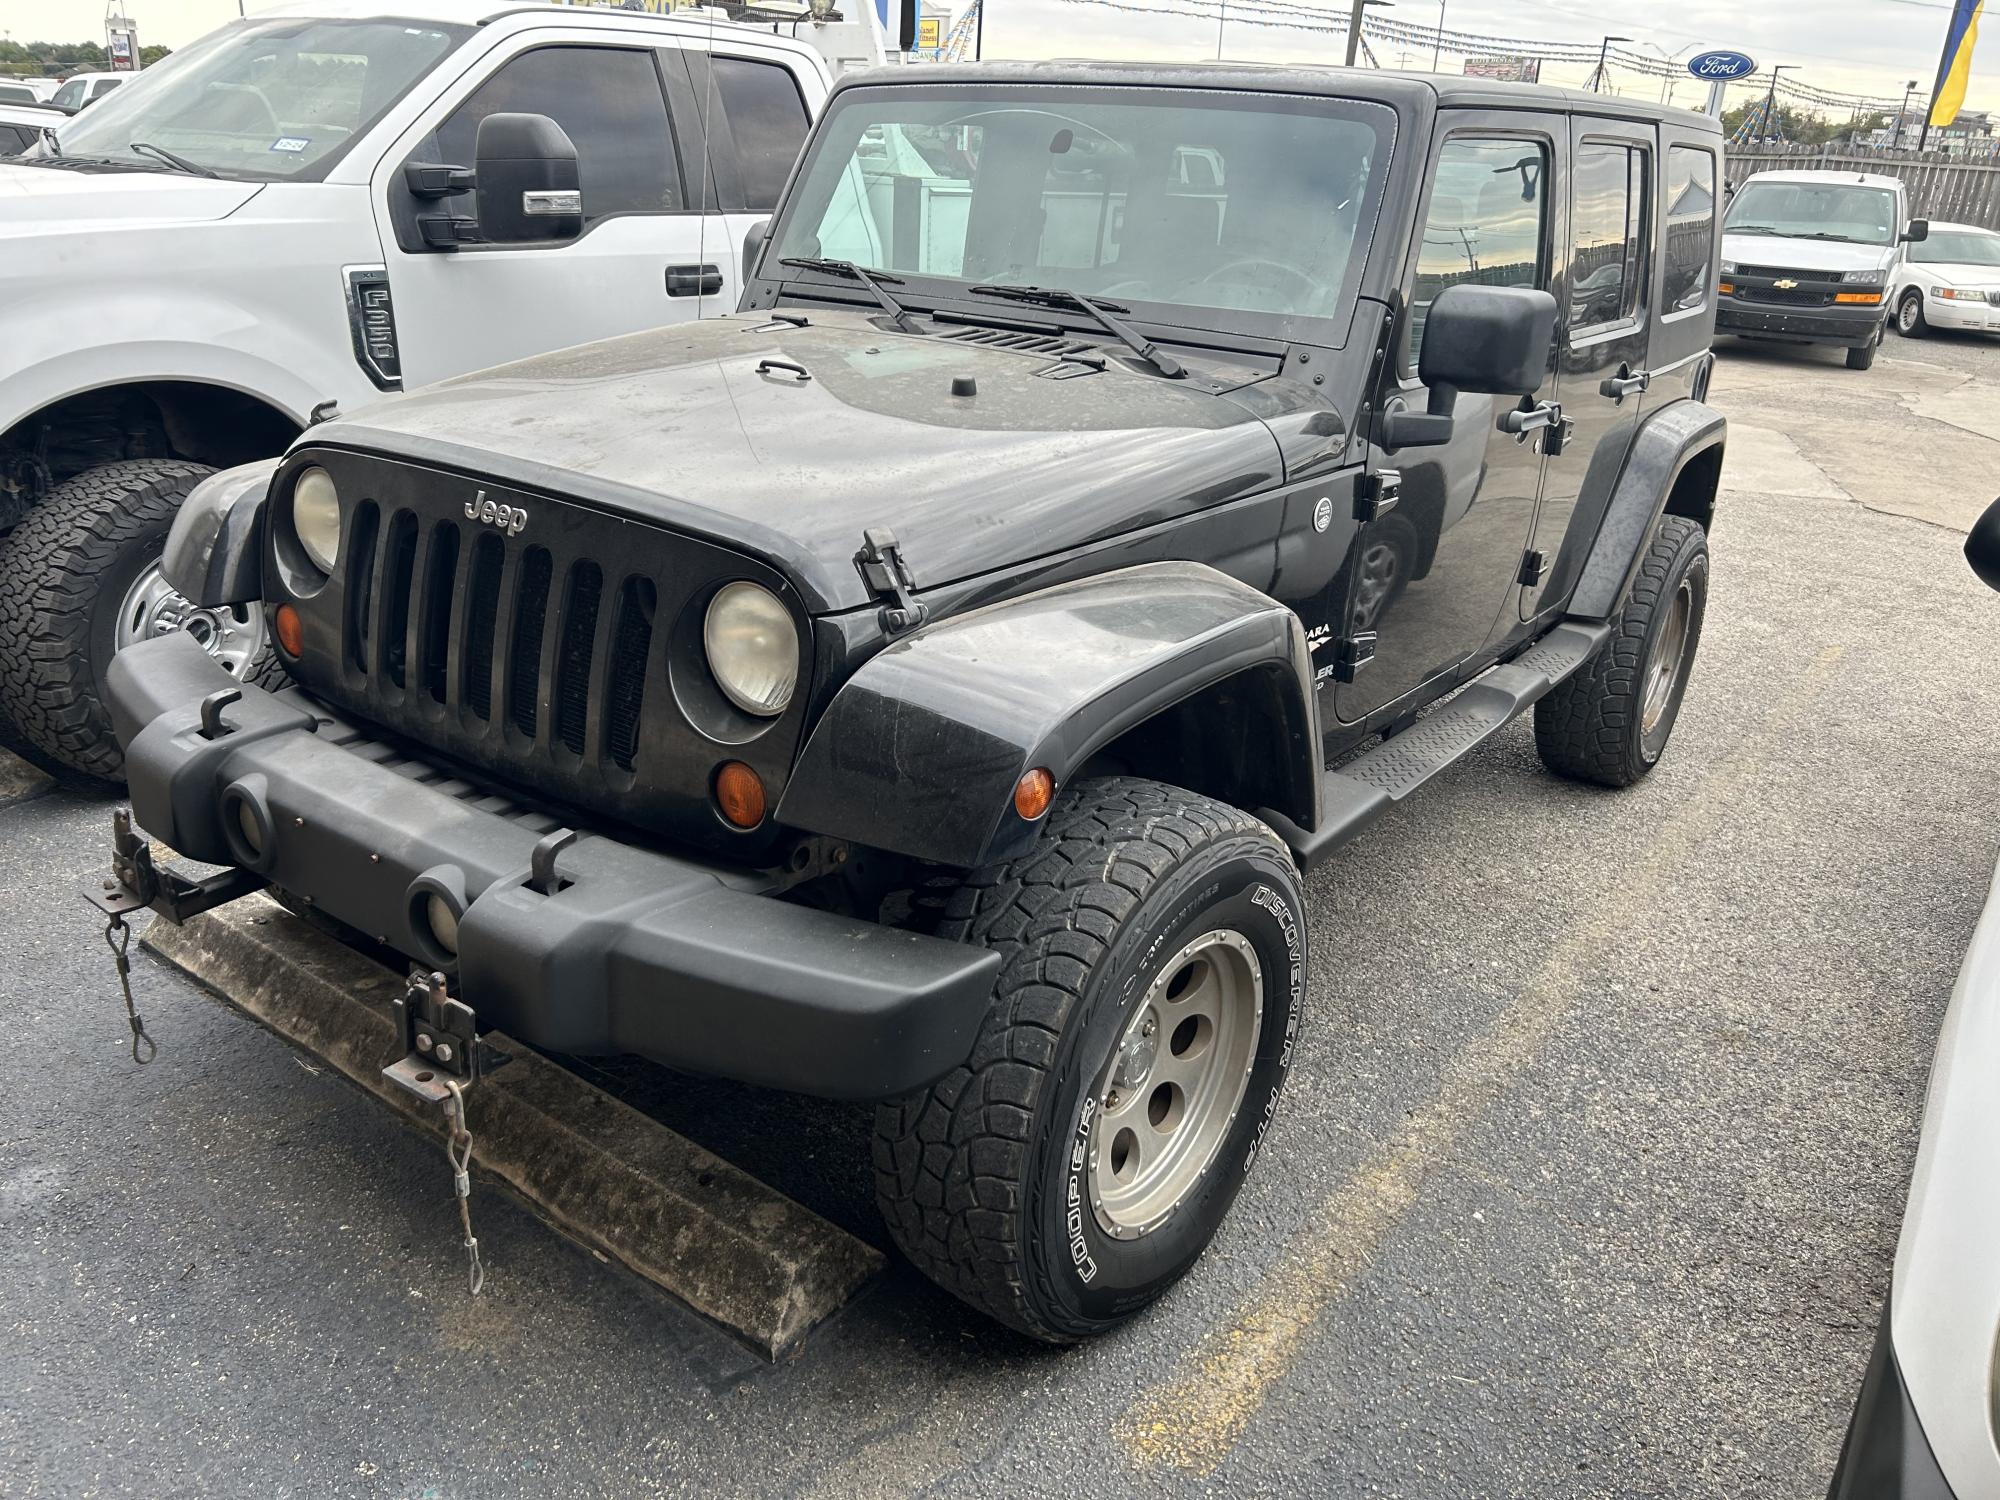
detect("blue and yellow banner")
(1930, 0), (1984, 128)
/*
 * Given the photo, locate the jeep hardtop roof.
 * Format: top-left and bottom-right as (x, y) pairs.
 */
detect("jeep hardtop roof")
(832, 59), (1723, 134)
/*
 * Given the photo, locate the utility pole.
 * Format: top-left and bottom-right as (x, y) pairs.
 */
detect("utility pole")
(1344, 0), (1389, 66)
(1895, 78), (1918, 147)
(1760, 64), (1793, 142)
(1215, 0), (1224, 59)
(1431, 0), (1444, 70)
(1592, 34), (1628, 93)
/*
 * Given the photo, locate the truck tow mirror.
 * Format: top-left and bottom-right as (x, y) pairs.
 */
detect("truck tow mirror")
(1382, 284), (1558, 451)
(1965, 496), (2000, 593)
(1901, 218), (1930, 243)
(474, 112), (582, 245)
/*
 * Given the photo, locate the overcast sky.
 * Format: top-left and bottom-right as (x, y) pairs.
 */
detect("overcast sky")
(4, 0), (1992, 114)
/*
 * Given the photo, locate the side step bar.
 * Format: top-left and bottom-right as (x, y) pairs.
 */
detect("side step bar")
(1266, 621), (1611, 871)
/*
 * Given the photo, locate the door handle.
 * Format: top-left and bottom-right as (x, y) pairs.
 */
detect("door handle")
(1497, 399), (1560, 436)
(666, 263), (724, 297)
(1598, 364), (1651, 402)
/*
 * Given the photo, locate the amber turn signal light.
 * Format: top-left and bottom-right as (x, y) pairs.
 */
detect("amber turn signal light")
(714, 760), (767, 829)
(1833, 291), (1883, 304)
(274, 603), (304, 657)
(1014, 767), (1055, 821)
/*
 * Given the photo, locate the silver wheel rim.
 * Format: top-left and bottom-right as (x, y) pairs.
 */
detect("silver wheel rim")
(1090, 928), (1263, 1240)
(1641, 577), (1693, 735)
(114, 558), (267, 676)
(1350, 540), (1401, 628)
(1899, 295), (1920, 332)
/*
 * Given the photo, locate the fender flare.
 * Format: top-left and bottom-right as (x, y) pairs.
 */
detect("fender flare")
(776, 562), (1322, 869)
(1566, 399), (1726, 621)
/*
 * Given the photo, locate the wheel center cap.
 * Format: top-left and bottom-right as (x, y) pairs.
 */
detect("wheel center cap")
(1111, 1028), (1157, 1094)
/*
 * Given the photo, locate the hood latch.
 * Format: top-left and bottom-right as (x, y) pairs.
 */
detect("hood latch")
(855, 528), (928, 636)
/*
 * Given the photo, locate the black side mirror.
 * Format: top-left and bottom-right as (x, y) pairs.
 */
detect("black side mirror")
(474, 112), (582, 245)
(743, 217), (770, 282)
(1902, 217), (1930, 243)
(1966, 496), (2000, 592)
(1381, 284), (1558, 450)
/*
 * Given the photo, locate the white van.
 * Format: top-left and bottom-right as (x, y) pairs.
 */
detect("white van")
(0, 0), (884, 776)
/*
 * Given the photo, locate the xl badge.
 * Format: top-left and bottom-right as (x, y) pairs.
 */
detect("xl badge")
(466, 490), (528, 536)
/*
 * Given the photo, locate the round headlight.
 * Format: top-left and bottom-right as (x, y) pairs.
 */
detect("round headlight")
(703, 582), (798, 717)
(291, 466), (341, 575)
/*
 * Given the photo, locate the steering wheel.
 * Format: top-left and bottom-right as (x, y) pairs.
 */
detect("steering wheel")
(1196, 257), (1320, 298)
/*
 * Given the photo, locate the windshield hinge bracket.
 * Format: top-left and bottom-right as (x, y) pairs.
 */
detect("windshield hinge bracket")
(855, 528), (928, 636)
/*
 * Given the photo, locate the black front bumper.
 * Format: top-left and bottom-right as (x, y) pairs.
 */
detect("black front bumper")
(1717, 298), (1884, 347)
(1826, 1299), (1957, 1500)
(110, 633), (1001, 1099)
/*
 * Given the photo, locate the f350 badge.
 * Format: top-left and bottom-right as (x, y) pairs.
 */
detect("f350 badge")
(466, 490), (528, 536)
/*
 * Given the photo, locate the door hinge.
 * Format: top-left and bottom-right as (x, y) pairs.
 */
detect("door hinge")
(1518, 549), (1550, 588)
(1354, 468), (1401, 523)
(855, 528), (928, 636)
(1332, 631), (1377, 683)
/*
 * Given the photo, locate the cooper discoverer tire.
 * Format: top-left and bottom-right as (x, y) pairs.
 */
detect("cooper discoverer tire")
(1534, 514), (1708, 788)
(873, 777), (1307, 1342)
(0, 459), (279, 780)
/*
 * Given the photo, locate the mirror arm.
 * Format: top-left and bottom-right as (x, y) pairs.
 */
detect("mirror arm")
(1378, 380), (1458, 453)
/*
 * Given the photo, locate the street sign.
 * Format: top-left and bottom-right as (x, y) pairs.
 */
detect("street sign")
(1687, 50), (1757, 81)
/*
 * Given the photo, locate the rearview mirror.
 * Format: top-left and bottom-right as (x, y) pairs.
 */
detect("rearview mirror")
(1966, 496), (2000, 592)
(1902, 218), (1930, 243)
(1381, 284), (1558, 450)
(474, 112), (582, 245)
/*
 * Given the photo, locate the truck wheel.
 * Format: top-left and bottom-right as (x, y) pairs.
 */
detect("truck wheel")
(873, 777), (1307, 1342)
(0, 460), (275, 781)
(1895, 289), (1927, 337)
(1845, 327), (1881, 370)
(1533, 515), (1707, 789)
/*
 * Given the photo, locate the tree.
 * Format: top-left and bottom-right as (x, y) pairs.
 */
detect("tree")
(1720, 100), (1851, 146)
(0, 38), (171, 75)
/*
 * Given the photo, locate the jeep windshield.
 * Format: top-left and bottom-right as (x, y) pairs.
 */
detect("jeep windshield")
(29, 16), (467, 182)
(1724, 181), (1899, 246)
(768, 85), (1395, 348)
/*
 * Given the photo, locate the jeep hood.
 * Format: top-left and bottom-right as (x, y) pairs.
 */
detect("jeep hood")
(1720, 230), (1894, 273)
(0, 161), (263, 236)
(314, 313), (1288, 613)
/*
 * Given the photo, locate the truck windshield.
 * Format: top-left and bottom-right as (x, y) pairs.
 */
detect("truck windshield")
(1724, 181), (1899, 246)
(769, 85), (1396, 344)
(42, 17), (467, 181)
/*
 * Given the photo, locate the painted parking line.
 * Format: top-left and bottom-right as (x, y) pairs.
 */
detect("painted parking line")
(1115, 646), (1847, 1476)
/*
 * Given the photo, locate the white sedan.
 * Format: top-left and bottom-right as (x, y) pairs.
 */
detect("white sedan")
(1892, 220), (2000, 337)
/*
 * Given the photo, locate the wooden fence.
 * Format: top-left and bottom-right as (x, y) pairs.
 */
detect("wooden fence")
(1725, 144), (2000, 231)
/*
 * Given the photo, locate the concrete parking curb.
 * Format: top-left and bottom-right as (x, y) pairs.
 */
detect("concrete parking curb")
(141, 893), (883, 1358)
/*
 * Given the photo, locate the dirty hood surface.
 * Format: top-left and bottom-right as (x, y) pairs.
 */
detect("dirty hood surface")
(317, 312), (1286, 613)
(0, 160), (263, 237)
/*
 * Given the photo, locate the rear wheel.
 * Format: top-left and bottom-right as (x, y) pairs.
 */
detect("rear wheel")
(873, 777), (1307, 1342)
(1895, 289), (1927, 337)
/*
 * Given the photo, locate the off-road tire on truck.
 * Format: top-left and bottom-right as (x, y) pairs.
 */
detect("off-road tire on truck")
(0, 460), (283, 781)
(1533, 514), (1708, 788)
(873, 777), (1307, 1342)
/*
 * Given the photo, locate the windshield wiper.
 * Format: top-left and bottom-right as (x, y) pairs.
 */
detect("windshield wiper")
(1725, 224), (1781, 236)
(778, 257), (923, 333)
(129, 141), (220, 178)
(966, 284), (1183, 378)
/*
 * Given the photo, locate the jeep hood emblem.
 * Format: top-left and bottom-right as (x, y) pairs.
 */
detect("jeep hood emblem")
(466, 490), (528, 536)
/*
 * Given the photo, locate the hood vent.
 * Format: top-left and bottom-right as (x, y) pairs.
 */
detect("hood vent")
(936, 325), (1093, 358)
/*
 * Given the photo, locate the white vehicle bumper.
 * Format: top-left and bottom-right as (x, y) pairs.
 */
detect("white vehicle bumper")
(1926, 293), (2000, 333)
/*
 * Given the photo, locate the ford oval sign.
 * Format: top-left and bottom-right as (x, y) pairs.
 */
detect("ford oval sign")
(1688, 50), (1757, 80)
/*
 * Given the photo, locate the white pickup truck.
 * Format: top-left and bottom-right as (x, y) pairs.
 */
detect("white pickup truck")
(0, 0), (886, 776)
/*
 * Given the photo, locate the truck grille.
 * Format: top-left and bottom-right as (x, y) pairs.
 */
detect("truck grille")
(278, 449), (811, 853)
(1732, 282), (1836, 307)
(1732, 265), (1842, 283)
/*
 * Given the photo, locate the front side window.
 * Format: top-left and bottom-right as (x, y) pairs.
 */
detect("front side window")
(50, 18), (466, 180)
(1725, 180), (1899, 246)
(1568, 141), (1647, 332)
(1911, 229), (2000, 266)
(1409, 136), (1549, 364)
(711, 56), (810, 214)
(50, 79), (88, 110)
(425, 46), (682, 235)
(770, 85), (1395, 343)
(1661, 146), (1716, 312)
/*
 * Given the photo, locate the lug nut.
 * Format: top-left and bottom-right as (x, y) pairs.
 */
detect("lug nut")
(1106, 1089), (1120, 1109)
(1141, 1016), (1157, 1038)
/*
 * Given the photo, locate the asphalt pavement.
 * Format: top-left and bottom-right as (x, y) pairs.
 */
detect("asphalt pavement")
(3, 331), (1998, 1500)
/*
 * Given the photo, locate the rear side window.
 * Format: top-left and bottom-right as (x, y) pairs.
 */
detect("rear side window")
(711, 56), (810, 214)
(0, 84), (34, 104)
(1568, 142), (1647, 332)
(1409, 136), (1550, 365)
(1662, 146), (1717, 313)
(429, 45), (682, 234)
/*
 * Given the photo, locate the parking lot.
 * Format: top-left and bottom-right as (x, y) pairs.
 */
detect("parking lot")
(3, 326), (1998, 1499)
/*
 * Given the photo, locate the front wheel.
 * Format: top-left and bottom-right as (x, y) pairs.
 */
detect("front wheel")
(0, 459), (277, 781)
(1896, 289), (1928, 337)
(873, 778), (1307, 1342)
(1846, 326), (1882, 370)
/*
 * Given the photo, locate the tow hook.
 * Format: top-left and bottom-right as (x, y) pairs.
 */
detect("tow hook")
(384, 970), (511, 1295)
(84, 806), (268, 1062)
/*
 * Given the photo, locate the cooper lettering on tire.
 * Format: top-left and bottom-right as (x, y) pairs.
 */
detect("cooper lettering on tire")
(873, 776), (1307, 1342)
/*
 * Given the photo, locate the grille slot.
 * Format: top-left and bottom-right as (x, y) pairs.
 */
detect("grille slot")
(509, 547), (553, 737)
(554, 561), (603, 757)
(380, 511), (418, 688)
(420, 522), (460, 705)
(606, 577), (656, 772)
(937, 325), (1092, 356)
(345, 501), (380, 675)
(462, 533), (504, 721)
(1734, 265), (1842, 283)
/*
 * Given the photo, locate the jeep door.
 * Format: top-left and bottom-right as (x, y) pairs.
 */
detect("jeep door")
(1337, 114), (1563, 725)
(1518, 115), (1653, 620)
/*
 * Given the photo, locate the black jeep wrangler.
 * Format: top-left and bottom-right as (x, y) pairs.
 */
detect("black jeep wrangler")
(104, 64), (1726, 1342)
